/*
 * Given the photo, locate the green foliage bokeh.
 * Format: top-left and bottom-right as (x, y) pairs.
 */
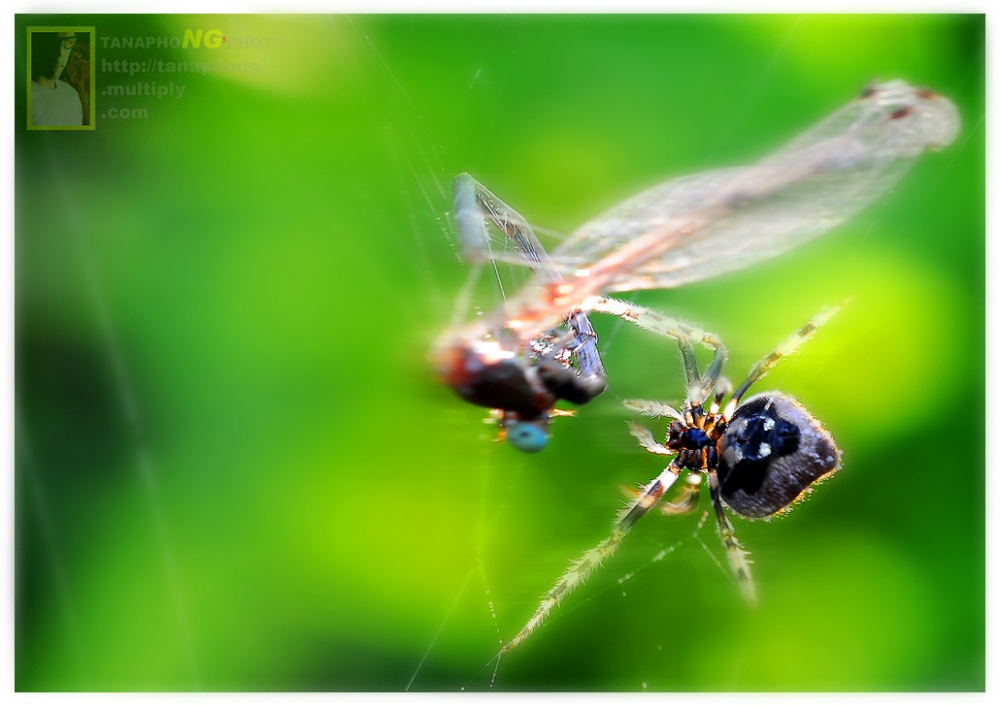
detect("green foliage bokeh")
(15, 14), (984, 691)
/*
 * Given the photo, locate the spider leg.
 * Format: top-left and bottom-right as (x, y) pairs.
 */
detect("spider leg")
(623, 398), (685, 421)
(501, 463), (682, 653)
(660, 473), (702, 515)
(586, 296), (727, 404)
(679, 336), (704, 403)
(627, 421), (673, 456)
(620, 472), (701, 516)
(708, 377), (732, 416)
(707, 466), (757, 605)
(727, 301), (847, 414)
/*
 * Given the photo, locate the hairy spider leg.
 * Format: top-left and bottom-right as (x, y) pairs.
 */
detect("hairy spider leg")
(726, 301), (847, 416)
(620, 471), (703, 516)
(500, 462), (683, 654)
(707, 464), (756, 605)
(658, 473), (703, 515)
(622, 398), (685, 421)
(627, 421), (674, 456)
(501, 318), (724, 653)
(712, 301), (847, 602)
(499, 299), (847, 650)
(584, 296), (728, 405)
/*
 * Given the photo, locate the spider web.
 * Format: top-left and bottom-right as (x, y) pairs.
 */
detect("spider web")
(349, 14), (985, 693)
(343, 15), (813, 692)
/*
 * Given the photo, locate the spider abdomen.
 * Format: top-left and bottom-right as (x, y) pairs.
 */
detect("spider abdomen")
(717, 392), (841, 518)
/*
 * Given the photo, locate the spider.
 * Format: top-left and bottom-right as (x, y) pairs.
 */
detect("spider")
(500, 302), (843, 653)
(434, 80), (957, 453)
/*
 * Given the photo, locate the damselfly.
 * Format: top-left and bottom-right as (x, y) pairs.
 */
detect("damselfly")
(433, 80), (959, 451)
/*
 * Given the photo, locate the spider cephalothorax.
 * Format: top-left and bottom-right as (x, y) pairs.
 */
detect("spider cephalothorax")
(666, 408), (725, 465)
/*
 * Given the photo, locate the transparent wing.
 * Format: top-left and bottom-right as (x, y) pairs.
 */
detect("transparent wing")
(549, 80), (960, 293)
(452, 173), (562, 283)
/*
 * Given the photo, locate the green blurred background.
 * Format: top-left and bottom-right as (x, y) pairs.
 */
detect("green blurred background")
(15, 14), (984, 692)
